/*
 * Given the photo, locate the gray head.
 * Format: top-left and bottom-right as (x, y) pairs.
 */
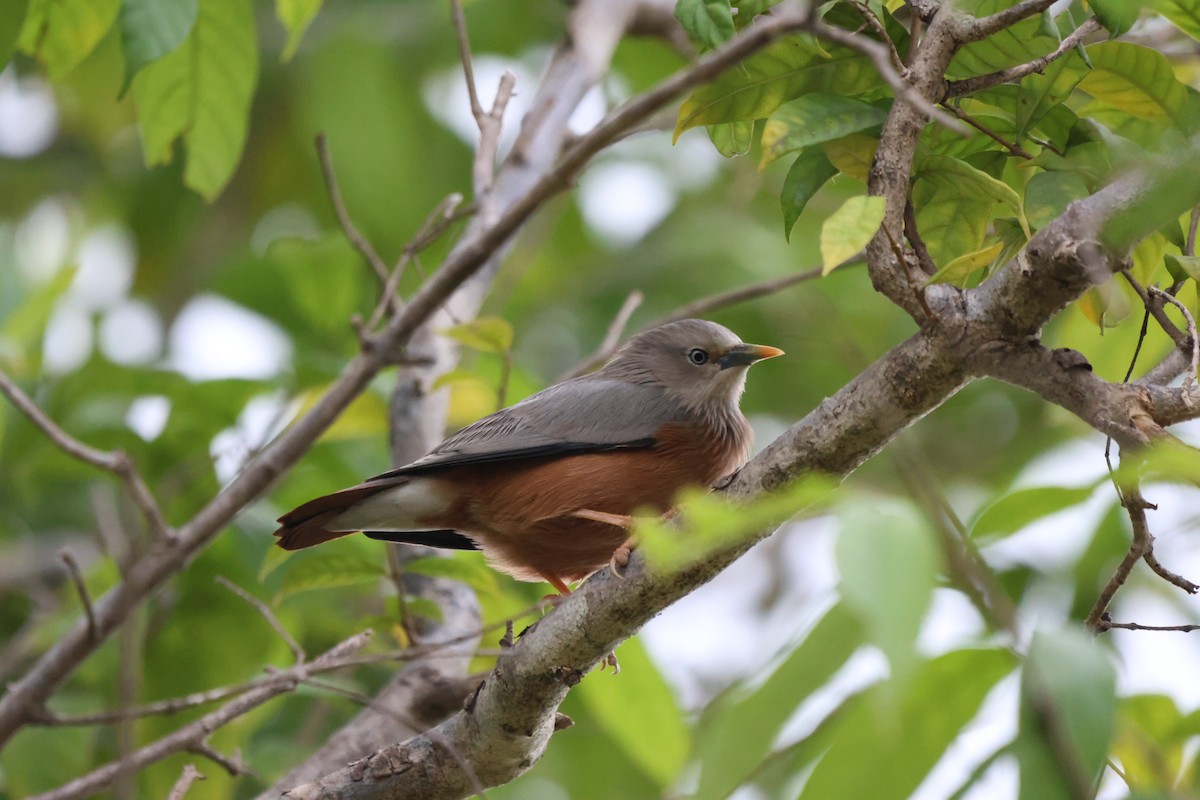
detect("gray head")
(599, 319), (783, 416)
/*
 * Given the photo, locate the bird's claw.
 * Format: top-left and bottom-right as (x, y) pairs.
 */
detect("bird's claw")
(609, 540), (635, 580)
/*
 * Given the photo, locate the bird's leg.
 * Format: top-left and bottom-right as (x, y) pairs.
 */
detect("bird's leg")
(609, 539), (635, 579)
(540, 572), (573, 605)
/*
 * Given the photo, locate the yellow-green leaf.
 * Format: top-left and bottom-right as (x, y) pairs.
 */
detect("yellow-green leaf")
(706, 120), (753, 158)
(131, 0), (258, 200)
(1079, 41), (1188, 123)
(925, 241), (1004, 286)
(440, 316), (514, 354)
(759, 94), (887, 169)
(1150, 0), (1200, 41)
(820, 195), (885, 275)
(674, 35), (878, 139)
(18, 0), (120, 79)
(275, 0), (321, 61)
(916, 154), (1027, 235)
(822, 132), (877, 181)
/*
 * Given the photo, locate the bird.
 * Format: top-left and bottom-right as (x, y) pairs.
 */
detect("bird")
(274, 318), (783, 597)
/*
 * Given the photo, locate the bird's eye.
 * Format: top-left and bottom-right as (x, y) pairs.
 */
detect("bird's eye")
(688, 348), (709, 365)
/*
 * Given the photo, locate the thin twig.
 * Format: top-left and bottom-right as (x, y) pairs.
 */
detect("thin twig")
(1097, 617), (1200, 633)
(940, 103), (1033, 159)
(1143, 550), (1200, 595)
(1120, 270), (1189, 350)
(451, 0), (515, 198)
(881, 223), (934, 319)
(364, 193), (471, 334)
(946, 18), (1101, 97)
(903, 201), (938, 277)
(557, 290), (644, 381)
(25, 632), (373, 800)
(57, 550), (97, 643)
(215, 576), (304, 665)
(165, 764), (204, 800)
(1147, 285), (1200, 384)
(190, 741), (252, 778)
(848, 0), (906, 75)
(450, 0), (484, 121)
(314, 133), (391, 287)
(810, 20), (969, 135)
(0, 369), (170, 541)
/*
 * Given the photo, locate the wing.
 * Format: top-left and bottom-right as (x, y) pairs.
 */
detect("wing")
(370, 376), (685, 480)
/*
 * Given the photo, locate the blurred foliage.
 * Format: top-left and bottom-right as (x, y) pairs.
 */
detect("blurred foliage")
(2, 0), (1200, 799)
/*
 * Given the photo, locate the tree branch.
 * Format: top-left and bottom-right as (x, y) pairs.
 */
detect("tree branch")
(27, 632), (373, 800)
(945, 18), (1100, 97)
(0, 368), (171, 542)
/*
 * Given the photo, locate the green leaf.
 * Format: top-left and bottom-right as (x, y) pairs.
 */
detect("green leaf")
(405, 554), (499, 595)
(440, 316), (514, 355)
(706, 121), (753, 157)
(821, 132), (876, 180)
(575, 638), (689, 787)
(916, 154), (1027, 232)
(970, 485), (1098, 544)
(1024, 170), (1091, 231)
(1091, 0), (1141, 37)
(836, 501), (937, 683)
(275, 0), (322, 61)
(276, 552), (386, 601)
(118, 0), (197, 91)
(638, 477), (836, 572)
(1079, 42), (1188, 124)
(820, 195), (885, 275)
(1166, 253), (1200, 283)
(674, 0), (734, 50)
(950, 1), (1059, 79)
(675, 35), (879, 139)
(0, 0), (29, 70)
(781, 148), (837, 241)
(759, 94), (887, 167)
(131, 0), (259, 200)
(914, 185), (988, 267)
(799, 648), (1017, 800)
(925, 241), (1004, 286)
(691, 602), (864, 800)
(1015, 50), (1089, 139)
(1016, 628), (1116, 800)
(1150, 0), (1200, 41)
(17, 0), (121, 79)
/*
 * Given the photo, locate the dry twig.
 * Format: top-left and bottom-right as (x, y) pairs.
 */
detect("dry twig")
(0, 369), (170, 541)
(165, 765), (204, 800)
(216, 576), (305, 664)
(57, 549), (97, 643)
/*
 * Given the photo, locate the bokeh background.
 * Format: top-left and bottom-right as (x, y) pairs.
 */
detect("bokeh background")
(3, 1), (1200, 798)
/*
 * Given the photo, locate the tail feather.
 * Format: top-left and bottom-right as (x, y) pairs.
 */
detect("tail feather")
(274, 479), (477, 553)
(274, 482), (396, 551)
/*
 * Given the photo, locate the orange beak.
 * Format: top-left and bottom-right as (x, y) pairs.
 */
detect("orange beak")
(717, 343), (785, 369)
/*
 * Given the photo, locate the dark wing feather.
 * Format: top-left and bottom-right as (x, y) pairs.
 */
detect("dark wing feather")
(370, 376), (685, 480)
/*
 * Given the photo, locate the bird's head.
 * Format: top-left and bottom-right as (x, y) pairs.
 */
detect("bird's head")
(604, 319), (783, 416)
